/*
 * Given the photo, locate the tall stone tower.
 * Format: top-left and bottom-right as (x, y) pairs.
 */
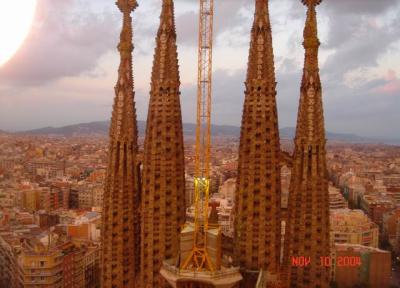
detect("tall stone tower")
(140, 0), (186, 287)
(234, 0), (281, 284)
(101, 0), (140, 287)
(282, 1), (330, 287)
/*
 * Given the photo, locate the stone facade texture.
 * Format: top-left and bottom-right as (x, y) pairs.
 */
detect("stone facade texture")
(234, 0), (282, 281)
(140, 0), (186, 287)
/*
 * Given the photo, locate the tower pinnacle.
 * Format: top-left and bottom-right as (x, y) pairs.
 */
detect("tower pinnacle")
(116, 0), (138, 12)
(101, 1), (140, 287)
(301, 0), (322, 7)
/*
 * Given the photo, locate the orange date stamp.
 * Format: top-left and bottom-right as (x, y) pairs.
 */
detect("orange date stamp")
(291, 256), (362, 267)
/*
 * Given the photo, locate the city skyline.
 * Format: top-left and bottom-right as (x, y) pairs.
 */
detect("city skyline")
(0, 0), (399, 139)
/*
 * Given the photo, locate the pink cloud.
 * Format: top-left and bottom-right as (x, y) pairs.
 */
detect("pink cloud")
(373, 69), (400, 95)
(367, 18), (379, 29)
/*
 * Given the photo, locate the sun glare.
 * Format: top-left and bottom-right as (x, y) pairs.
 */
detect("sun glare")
(0, 0), (37, 66)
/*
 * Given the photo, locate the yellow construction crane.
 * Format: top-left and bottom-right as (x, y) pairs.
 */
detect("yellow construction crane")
(181, 0), (215, 271)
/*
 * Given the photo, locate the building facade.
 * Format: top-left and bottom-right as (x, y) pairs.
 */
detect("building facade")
(330, 209), (379, 248)
(334, 244), (391, 287)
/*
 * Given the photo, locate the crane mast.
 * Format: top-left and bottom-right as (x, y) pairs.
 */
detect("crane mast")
(196, 0), (213, 180)
(161, 2), (242, 285)
(181, 0), (215, 271)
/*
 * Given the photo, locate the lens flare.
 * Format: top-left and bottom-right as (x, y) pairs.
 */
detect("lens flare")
(0, 0), (37, 66)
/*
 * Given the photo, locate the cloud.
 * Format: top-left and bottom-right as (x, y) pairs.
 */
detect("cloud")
(323, 0), (399, 15)
(372, 70), (400, 95)
(0, 0), (400, 140)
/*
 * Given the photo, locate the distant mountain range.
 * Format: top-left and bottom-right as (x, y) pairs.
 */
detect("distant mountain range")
(15, 121), (241, 138)
(4, 120), (399, 145)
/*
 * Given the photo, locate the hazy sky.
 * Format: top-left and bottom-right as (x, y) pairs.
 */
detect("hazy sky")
(0, 0), (399, 139)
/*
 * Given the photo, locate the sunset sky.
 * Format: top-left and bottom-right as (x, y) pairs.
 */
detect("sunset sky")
(0, 0), (399, 139)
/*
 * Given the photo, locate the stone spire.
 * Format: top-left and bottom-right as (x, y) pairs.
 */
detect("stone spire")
(282, 1), (331, 287)
(140, 0), (186, 286)
(234, 0), (281, 284)
(101, 0), (140, 287)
